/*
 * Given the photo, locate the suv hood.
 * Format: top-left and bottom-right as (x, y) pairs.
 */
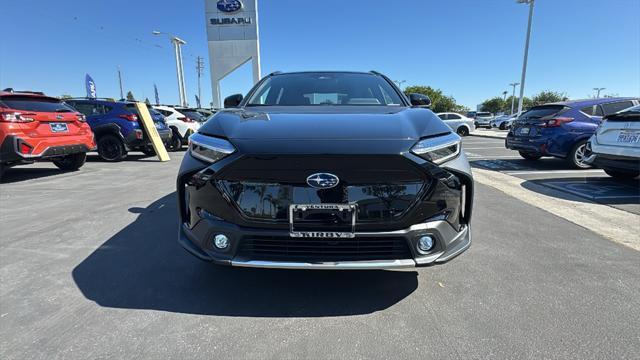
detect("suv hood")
(198, 106), (451, 141)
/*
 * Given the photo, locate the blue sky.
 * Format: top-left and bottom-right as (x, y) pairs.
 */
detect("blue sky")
(1, 0), (638, 108)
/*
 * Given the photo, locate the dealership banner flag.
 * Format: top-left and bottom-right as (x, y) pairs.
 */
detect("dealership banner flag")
(154, 84), (160, 105)
(85, 74), (96, 99)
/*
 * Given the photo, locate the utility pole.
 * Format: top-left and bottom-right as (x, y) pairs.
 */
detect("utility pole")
(516, 0), (535, 117)
(196, 56), (205, 108)
(117, 66), (124, 100)
(509, 82), (520, 115)
(593, 87), (605, 98)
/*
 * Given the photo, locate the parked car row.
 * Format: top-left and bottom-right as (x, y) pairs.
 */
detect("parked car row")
(505, 97), (640, 171)
(437, 112), (475, 136)
(0, 89), (215, 177)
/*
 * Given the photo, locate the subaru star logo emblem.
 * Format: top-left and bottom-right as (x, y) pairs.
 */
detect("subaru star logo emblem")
(306, 173), (340, 189)
(217, 0), (243, 13)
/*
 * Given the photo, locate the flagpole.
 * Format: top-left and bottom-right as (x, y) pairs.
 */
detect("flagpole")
(117, 66), (124, 100)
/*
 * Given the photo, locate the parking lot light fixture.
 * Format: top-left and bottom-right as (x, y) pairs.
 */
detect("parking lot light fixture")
(153, 30), (188, 107)
(593, 87), (605, 98)
(516, 0), (535, 117)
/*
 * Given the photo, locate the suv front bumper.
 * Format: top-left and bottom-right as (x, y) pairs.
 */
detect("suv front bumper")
(179, 218), (471, 269)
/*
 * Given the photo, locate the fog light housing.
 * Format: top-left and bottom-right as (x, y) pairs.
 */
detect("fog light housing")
(213, 234), (229, 250)
(417, 235), (435, 254)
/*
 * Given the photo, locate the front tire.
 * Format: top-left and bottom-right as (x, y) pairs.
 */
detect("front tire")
(568, 140), (591, 169)
(456, 126), (470, 137)
(603, 168), (640, 180)
(168, 129), (183, 151)
(519, 151), (542, 160)
(97, 134), (127, 162)
(53, 152), (87, 171)
(141, 146), (156, 156)
(499, 123), (507, 130)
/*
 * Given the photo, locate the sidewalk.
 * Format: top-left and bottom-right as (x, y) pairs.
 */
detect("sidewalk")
(470, 128), (508, 139)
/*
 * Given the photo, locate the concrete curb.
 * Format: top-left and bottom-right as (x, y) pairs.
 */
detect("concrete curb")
(473, 167), (640, 251)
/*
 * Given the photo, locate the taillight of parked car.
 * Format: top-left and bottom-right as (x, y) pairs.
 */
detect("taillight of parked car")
(178, 116), (193, 123)
(0, 110), (35, 123)
(118, 113), (139, 121)
(77, 114), (87, 122)
(541, 117), (574, 127)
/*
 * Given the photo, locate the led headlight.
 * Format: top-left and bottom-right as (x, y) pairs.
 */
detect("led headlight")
(188, 132), (235, 163)
(411, 132), (461, 164)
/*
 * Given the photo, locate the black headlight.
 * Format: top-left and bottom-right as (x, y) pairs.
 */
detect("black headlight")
(188, 133), (235, 163)
(410, 133), (461, 164)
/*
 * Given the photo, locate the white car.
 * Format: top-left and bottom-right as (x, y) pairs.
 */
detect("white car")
(586, 104), (640, 179)
(153, 105), (201, 150)
(437, 112), (475, 136)
(491, 114), (517, 130)
(474, 111), (494, 128)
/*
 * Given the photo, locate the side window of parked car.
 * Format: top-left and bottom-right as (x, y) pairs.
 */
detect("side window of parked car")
(448, 114), (461, 120)
(438, 114), (447, 120)
(581, 105), (595, 116)
(601, 101), (635, 115)
(73, 102), (97, 116)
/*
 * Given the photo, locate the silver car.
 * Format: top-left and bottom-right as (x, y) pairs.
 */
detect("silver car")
(474, 112), (494, 128)
(437, 112), (475, 136)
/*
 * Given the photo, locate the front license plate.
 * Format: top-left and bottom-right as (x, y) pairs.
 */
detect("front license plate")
(289, 204), (356, 238)
(49, 123), (68, 133)
(517, 127), (530, 136)
(616, 131), (640, 144)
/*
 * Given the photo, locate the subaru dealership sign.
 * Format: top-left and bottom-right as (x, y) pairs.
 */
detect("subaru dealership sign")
(205, 0), (261, 108)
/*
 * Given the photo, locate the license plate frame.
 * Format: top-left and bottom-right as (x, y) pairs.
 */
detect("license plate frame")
(289, 204), (356, 238)
(616, 130), (640, 144)
(49, 122), (68, 133)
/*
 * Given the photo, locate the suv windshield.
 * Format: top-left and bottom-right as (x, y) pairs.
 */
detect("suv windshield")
(246, 72), (404, 106)
(0, 96), (76, 112)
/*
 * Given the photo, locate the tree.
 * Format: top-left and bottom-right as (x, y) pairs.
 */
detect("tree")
(530, 90), (568, 106)
(404, 85), (468, 113)
(126, 91), (135, 102)
(480, 97), (506, 114)
(144, 97), (151, 105)
(60, 94), (72, 99)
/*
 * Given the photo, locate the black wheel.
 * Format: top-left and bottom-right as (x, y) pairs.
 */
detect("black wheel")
(603, 168), (640, 180)
(519, 151), (542, 160)
(97, 134), (127, 162)
(456, 126), (469, 137)
(53, 152), (87, 171)
(567, 139), (591, 169)
(141, 146), (156, 156)
(499, 123), (507, 130)
(0, 163), (5, 180)
(474, 122), (479, 129)
(168, 129), (183, 151)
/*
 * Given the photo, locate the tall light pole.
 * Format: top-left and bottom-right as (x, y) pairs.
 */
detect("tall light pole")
(593, 87), (605, 98)
(153, 30), (188, 107)
(509, 82), (520, 115)
(394, 80), (406, 89)
(516, 0), (535, 116)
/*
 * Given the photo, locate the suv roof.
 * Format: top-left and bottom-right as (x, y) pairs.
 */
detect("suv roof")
(548, 97), (638, 108)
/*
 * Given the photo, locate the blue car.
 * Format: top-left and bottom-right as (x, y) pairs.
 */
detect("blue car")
(65, 98), (172, 161)
(506, 97), (639, 168)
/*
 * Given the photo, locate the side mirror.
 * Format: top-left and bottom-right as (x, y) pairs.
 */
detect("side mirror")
(408, 93), (431, 108)
(224, 94), (243, 108)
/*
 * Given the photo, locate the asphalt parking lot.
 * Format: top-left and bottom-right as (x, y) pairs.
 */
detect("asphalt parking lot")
(464, 135), (640, 215)
(1, 149), (639, 359)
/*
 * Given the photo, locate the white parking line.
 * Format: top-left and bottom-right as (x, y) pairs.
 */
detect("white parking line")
(463, 147), (507, 150)
(467, 155), (522, 159)
(505, 170), (606, 175)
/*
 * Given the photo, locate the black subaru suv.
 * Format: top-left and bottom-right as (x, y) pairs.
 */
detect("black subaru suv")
(177, 71), (473, 269)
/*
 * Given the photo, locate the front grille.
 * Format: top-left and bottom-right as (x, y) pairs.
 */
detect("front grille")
(217, 155), (429, 223)
(238, 236), (412, 262)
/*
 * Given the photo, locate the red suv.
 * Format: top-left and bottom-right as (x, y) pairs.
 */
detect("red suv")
(0, 90), (96, 178)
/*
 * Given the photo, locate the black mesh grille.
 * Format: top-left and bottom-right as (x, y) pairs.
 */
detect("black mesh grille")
(238, 236), (412, 262)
